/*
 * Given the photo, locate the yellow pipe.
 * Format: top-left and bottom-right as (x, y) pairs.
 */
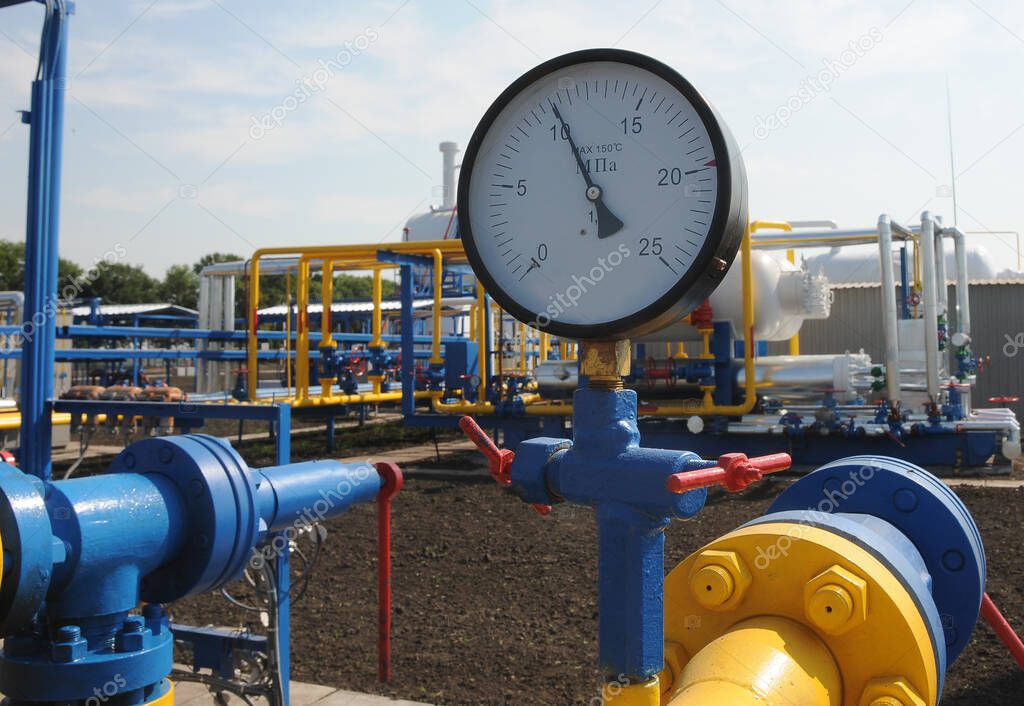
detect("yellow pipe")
(284, 267), (292, 394)
(321, 259), (334, 346)
(430, 249), (444, 365)
(664, 617), (841, 706)
(539, 331), (549, 362)
(0, 412), (73, 430)
(748, 220), (792, 233)
(295, 258), (311, 402)
(290, 390), (437, 407)
(370, 267), (383, 348)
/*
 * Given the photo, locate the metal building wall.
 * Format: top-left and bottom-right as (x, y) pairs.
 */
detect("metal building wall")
(771, 282), (1024, 420)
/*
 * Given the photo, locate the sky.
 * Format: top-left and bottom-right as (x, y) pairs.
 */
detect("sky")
(1, 0), (1022, 277)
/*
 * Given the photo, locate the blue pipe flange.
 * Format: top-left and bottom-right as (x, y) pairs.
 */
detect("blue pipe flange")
(744, 509), (949, 695)
(0, 612), (173, 704)
(0, 464), (54, 635)
(768, 455), (985, 662)
(106, 434), (260, 603)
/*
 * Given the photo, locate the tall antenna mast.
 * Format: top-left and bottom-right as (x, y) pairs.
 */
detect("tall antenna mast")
(946, 74), (958, 225)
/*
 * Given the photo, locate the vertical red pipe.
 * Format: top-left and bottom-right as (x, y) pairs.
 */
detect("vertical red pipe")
(981, 593), (1024, 670)
(374, 462), (403, 682)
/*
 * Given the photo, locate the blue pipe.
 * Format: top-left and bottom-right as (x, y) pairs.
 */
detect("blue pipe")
(254, 460), (381, 533)
(19, 1), (70, 481)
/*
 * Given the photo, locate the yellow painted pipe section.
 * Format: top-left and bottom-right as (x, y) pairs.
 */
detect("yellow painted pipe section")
(604, 678), (660, 706)
(321, 258), (334, 346)
(294, 258), (311, 402)
(665, 617), (840, 706)
(371, 267), (384, 348)
(284, 267), (293, 392)
(145, 681), (175, 706)
(0, 412), (73, 430)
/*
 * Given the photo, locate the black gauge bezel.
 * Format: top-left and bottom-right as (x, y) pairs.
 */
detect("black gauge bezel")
(457, 48), (747, 340)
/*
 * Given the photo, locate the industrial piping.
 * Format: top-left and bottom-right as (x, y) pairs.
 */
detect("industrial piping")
(878, 214), (902, 404)
(0, 434), (402, 706)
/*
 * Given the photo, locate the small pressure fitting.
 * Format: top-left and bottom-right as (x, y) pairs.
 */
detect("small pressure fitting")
(658, 640), (690, 697)
(859, 677), (926, 706)
(688, 549), (751, 610)
(804, 564), (868, 635)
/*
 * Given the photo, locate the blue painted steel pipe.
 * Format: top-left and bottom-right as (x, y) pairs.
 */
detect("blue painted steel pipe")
(0, 434), (385, 706)
(19, 0), (70, 482)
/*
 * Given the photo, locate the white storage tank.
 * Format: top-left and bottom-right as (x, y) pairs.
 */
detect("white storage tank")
(638, 250), (831, 343)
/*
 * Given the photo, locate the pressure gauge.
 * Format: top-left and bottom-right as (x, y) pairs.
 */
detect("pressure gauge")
(458, 48), (747, 339)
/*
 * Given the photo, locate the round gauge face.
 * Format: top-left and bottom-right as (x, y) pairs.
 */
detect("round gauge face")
(458, 48), (747, 339)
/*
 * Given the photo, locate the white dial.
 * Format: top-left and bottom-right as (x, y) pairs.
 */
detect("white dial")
(459, 49), (746, 339)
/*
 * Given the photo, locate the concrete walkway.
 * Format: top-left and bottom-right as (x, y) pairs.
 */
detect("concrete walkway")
(173, 678), (433, 706)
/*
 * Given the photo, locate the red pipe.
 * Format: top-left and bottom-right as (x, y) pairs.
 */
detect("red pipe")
(374, 462), (404, 682)
(981, 592), (1024, 670)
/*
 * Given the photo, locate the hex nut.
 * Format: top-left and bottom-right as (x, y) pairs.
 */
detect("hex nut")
(804, 564), (868, 636)
(688, 549), (751, 611)
(858, 677), (926, 706)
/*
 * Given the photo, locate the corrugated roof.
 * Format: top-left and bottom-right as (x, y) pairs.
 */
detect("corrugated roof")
(70, 303), (199, 316)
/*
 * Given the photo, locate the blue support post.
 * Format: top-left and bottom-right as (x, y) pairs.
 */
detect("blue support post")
(18, 1), (71, 480)
(401, 264), (415, 416)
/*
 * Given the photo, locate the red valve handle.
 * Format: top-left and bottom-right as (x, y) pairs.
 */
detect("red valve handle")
(667, 452), (792, 494)
(459, 416), (550, 516)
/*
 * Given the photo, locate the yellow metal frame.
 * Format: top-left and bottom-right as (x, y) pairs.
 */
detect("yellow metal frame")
(239, 222), (810, 416)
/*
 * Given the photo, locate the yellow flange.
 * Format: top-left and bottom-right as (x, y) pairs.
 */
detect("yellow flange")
(663, 522), (939, 706)
(145, 681), (175, 706)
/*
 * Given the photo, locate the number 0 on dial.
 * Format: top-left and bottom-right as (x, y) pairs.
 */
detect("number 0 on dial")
(458, 48), (747, 339)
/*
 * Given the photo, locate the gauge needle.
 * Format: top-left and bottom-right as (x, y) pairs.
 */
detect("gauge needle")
(551, 104), (624, 239)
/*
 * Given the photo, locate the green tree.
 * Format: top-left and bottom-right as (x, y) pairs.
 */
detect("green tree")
(78, 262), (160, 304)
(160, 264), (200, 310)
(0, 240), (84, 297)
